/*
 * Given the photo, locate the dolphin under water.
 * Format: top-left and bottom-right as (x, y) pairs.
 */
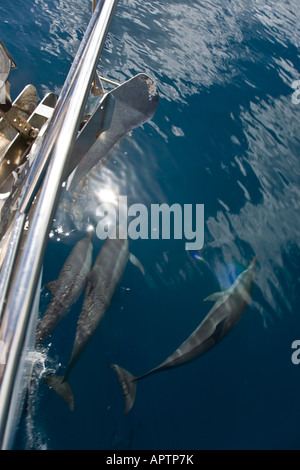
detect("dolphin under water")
(35, 234), (93, 346)
(45, 235), (145, 410)
(111, 256), (258, 413)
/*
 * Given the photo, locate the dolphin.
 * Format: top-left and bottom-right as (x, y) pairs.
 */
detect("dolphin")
(66, 74), (159, 191)
(111, 256), (258, 413)
(44, 234), (145, 410)
(35, 234), (93, 346)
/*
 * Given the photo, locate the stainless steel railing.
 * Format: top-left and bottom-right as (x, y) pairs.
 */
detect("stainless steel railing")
(0, 0), (117, 448)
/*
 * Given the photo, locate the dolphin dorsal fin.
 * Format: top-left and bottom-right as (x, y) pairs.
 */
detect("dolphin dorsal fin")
(129, 253), (145, 276)
(204, 291), (225, 302)
(45, 280), (59, 296)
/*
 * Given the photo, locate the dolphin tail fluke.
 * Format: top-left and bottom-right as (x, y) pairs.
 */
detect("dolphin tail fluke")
(111, 364), (137, 414)
(44, 375), (74, 411)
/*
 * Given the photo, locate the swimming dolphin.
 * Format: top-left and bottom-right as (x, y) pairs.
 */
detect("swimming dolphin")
(66, 73), (159, 191)
(111, 256), (258, 413)
(35, 234), (93, 346)
(45, 235), (145, 410)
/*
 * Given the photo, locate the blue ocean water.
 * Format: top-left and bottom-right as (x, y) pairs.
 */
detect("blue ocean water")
(1, 0), (300, 450)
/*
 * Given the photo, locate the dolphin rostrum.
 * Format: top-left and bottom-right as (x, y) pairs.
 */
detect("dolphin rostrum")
(111, 256), (258, 413)
(35, 234), (93, 346)
(45, 235), (145, 410)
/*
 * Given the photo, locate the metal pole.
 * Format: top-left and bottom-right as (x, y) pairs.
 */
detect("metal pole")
(0, 0), (117, 448)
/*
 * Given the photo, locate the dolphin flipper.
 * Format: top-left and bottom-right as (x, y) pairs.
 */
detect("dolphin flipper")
(110, 364), (137, 414)
(129, 253), (145, 276)
(44, 375), (74, 411)
(204, 291), (226, 302)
